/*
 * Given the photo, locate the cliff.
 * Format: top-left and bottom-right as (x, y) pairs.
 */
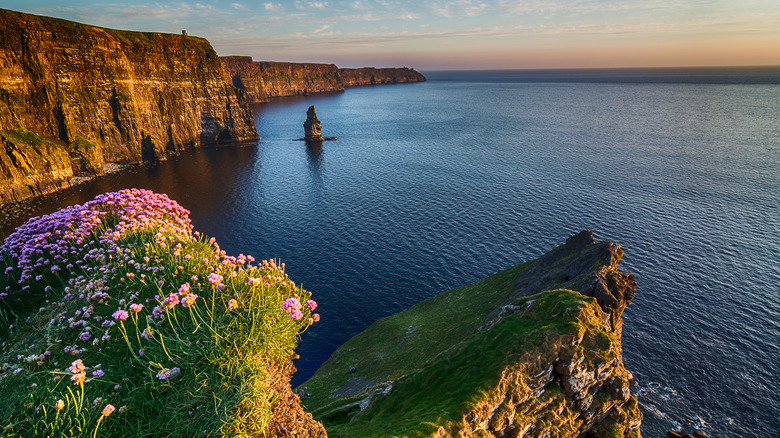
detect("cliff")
(221, 56), (426, 104)
(300, 230), (642, 437)
(0, 189), (324, 437)
(221, 57), (344, 102)
(0, 9), (257, 202)
(339, 67), (427, 87)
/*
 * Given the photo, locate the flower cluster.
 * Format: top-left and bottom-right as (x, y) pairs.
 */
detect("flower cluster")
(283, 298), (304, 320)
(156, 367), (181, 380)
(2, 188), (193, 285)
(69, 359), (87, 385)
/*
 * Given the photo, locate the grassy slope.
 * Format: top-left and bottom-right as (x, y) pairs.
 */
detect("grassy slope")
(300, 261), (532, 417)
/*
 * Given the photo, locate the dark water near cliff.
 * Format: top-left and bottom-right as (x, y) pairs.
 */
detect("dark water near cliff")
(3, 68), (779, 437)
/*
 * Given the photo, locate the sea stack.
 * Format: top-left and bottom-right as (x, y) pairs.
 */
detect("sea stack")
(303, 105), (324, 141)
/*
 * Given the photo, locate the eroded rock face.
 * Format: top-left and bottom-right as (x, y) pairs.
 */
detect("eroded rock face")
(0, 9), (258, 202)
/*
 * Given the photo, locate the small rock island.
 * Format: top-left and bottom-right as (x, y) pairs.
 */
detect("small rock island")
(303, 106), (336, 142)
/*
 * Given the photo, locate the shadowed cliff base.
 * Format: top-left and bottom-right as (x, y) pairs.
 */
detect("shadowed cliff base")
(301, 230), (642, 437)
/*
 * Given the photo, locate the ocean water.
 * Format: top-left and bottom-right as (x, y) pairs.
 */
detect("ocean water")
(3, 68), (779, 436)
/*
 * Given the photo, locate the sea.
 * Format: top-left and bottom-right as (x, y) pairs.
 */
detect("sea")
(2, 67), (779, 437)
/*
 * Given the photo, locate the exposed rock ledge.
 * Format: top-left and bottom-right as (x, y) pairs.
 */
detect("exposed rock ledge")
(300, 230), (642, 437)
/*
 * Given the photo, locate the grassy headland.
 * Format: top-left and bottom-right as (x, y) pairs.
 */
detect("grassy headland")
(300, 231), (641, 437)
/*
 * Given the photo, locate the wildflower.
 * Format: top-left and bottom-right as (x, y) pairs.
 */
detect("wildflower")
(112, 309), (129, 321)
(207, 273), (223, 287)
(227, 299), (238, 311)
(306, 299), (318, 310)
(92, 369), (104, 378)
(181, 294), (198, 308)
(141, 327), (155, 340)
(118, 405), (128, 414)
(178, 283), (190, 295)
(69, 359), (85, 374)
(129, 303), (144, 313)
(101, 404), (115, 417)
(156, 367), (181, 380)
(71, 372), (86, 385)
(313, 313), (320, 322)
(247, 277), (261, 287)
(55, 399), (65, 411)
(283, 297), (304, 320)
(162, 293), (180, 309)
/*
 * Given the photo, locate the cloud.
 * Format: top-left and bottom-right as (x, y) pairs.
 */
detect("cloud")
(313, 24), (331, 34)
(232, 3), (249, 11)
(264, 2), (284, 11)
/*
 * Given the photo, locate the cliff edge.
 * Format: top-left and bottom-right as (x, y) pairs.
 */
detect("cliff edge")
(0, 9), (258, 202)
(300, 230), (642, 437)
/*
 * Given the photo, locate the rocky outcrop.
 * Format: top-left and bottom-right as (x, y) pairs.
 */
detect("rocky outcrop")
(221, 56), (426, 104)
(300, 230), (641, 437)
(0, 8), (258, 202)
(303, 106), (324, 141)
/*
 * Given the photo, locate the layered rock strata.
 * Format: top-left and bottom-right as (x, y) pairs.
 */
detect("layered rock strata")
(221, 56), (426, 104)
(301, 230), (642, 437)
(0, 9), (257, 202)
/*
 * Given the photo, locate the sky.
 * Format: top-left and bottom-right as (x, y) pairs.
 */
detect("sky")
(4, 1), (780, 70)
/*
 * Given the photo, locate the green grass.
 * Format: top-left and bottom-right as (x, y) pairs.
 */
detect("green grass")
(300, 261), (532, 416)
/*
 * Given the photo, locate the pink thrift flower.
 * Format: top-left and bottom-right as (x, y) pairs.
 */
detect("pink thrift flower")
(181, 294), (198, 308)
(69, 359), (85, 374)
(282, 297), (302, 313)
(178, 283), (190, 295)
(129, 303), (144, 313)
(313, 313), (320, 322)
(227, 299), (238, 311)
(101, 404), (115, 417)
(207, 273), (223, 287)
(306, 300), (318, 310)
(163, 293), (180, 309)
(112, 310), (129, 321)
(289, 309), (304, 320)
